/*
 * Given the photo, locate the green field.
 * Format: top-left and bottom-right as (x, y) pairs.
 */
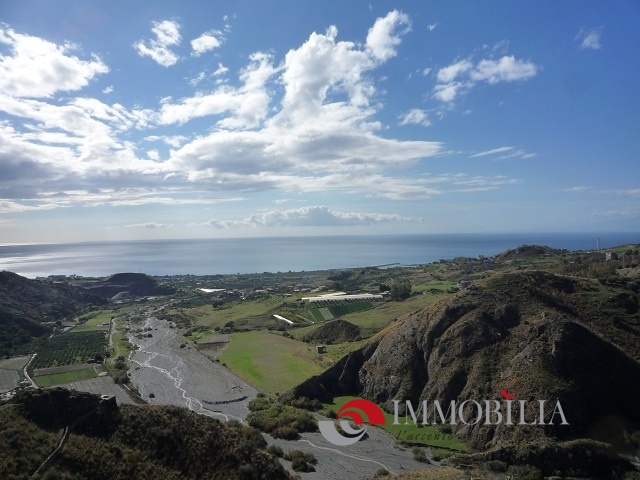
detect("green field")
(35, 368), (100, 387)
(31, 331), (107, 369)
(219, 330), (328, 394)
(72, 310), (113, 332)
(305, 301), (373, 322)
(108, 330), (132, 360)
(339, 293), (447, 337)
(324, 396), (467, 451)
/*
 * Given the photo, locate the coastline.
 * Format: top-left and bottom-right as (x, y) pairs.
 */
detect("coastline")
(1, 232), (638, 278)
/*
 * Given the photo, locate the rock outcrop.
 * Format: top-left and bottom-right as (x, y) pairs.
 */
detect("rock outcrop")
(288, 270), (640, 451)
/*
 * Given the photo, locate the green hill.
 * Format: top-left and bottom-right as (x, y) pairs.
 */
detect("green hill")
(1, 388), (291, 479)
(0, 271), (106, 356)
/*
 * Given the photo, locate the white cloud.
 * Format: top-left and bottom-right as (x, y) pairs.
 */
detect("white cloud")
(0, 15), (521, 216)
(437, 59), (472, 83)
(593, 206), (640, 218)
(160, 52), (277, 128)
(0, 26), (108, 98)
(433, 82), (466, 103)
(366, 10), (411, 62)
(0, 200), (56, 213)
(560, 186), (591, 193)
(469, 146), (513, 158)
(123, 222), (171, 229)
(470, 56), (538, 84)
(144, 135), (189, 148)
(434, 55), (537, 104)
(427, 23), (438, 32)
(614, 189), (640, 197)
(576, 27), (602, 50)
(422, 67), (431, 76)
(103, 85), (114, 94)
(191, 31), (223, 56)
(399, 109), (431, 127)
(213, 63), (229, 76)
(468, 146), (535, 161)
(133, 20), (182, 67)
(189, 71), (206, 86)
(201, 205), (416, 229)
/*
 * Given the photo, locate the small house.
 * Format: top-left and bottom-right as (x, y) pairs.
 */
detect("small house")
(316, 345), (327, 354)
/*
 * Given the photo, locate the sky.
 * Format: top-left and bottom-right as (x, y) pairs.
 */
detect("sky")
(0, 1), (639, 244)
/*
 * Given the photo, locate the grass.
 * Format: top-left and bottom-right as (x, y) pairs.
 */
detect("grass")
(341, 293), (446, 338)
(35, 367), (100, 387)
(109, 330), (131, 360)
(412, 280), (458, 294)
(72, 309), (113, 332)
(219, 330), (328, 394)
(0, 356), (31, 371)
(324, 396), (467, 451)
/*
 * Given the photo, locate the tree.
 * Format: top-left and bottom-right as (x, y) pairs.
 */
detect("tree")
(390, 281), (412, 300)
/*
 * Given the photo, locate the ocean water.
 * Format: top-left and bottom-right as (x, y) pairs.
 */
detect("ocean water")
(0, 233), (637, 278)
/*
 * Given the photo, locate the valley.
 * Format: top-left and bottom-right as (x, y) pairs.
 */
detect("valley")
(1, 243), (639, 478)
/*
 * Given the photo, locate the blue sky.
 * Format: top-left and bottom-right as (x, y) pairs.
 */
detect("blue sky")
(1, 1), (639, 243)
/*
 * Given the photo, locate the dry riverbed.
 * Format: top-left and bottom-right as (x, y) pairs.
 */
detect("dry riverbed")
(127, 313), (257, 422)
(126, 308), (435, 479)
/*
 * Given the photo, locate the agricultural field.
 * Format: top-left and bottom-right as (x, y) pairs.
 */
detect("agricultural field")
(338, 291), (450, 338)
(35, 367), (102, 387)
(305, 300), (373, 322)
(0, 355), (30, 371)
(30, 331), (107, 369)
(219, 330), (328, 395)
(167, 297), (282, 330)
(71, 309), (113, 332)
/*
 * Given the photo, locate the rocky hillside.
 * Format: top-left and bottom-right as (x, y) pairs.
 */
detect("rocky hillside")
(0, 271), (106, 355)
(288, 270), (640, 455)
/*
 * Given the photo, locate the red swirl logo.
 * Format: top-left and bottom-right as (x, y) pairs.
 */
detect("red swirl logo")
(319, 399), (386, 446)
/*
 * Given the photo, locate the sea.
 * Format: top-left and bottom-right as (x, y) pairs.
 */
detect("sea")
(0, 233), (638, 278)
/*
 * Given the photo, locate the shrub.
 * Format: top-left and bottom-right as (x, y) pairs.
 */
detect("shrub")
(247, 398), (317, 438)
(290, 457), (315, 472)
(271, 425), (298, 440)
(286, 396), (323, 411)
(266, 444), (284, 458)
(412, 446), (428, 463)
(284, 449), (317, 471)
(505, 465), (543, 480)
(374, 467), (390, 477)
(485, 460), (508, 472)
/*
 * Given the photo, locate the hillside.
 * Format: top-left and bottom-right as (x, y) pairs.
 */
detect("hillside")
(302, 319), (361, 344)
(1, 388), (291, 479)
(0, 271), (107, 355)
(78, 272), (175, 299)
(287, 269), (640, 474)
